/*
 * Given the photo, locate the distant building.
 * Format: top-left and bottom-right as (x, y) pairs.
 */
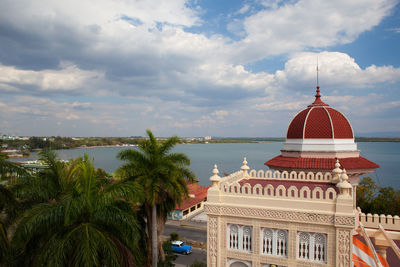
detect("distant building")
(168, 182), (209, 221)
(205, 86), (399, 267)
(0, 135), (28, 140)
(205, 136), (212, 141)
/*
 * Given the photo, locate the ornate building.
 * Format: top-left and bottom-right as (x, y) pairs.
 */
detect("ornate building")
(205, 87), (400, 267)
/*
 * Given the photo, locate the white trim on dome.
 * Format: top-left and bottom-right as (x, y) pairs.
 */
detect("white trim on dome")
(282, 138), (357, 152)
(302, 107), (313, 139)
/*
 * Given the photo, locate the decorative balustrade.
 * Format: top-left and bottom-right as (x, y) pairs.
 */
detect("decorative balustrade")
(219, 181), (337, 201)
(358, 209), (400, 231)
(219, 170), (244, 184)
(248, 169), (332, 182)
(216, 168), (336, 201)
(215, 166), (337, 201)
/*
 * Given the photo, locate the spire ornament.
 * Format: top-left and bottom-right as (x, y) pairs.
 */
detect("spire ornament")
(308, 59), (329, 107)
(317, 56), (319, 87)
(332, 158), (342, 184)
(241, 157), (250, 177)
(210, 164), (221, 188)
(337, 168), (352, 196)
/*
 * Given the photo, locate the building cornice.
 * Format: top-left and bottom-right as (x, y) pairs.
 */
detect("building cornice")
(205, 204), (354, 227)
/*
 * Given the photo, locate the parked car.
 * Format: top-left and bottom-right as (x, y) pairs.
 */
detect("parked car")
(170, 240), (192, 255)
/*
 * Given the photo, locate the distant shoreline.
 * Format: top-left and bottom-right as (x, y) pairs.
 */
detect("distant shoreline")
(77, 144), (137, 149)
(4, 137), (400, 160)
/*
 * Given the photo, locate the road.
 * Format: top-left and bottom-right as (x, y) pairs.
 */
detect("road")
(164, 224), (207, 243)
(163, 224), (207, 266)
(173, 247), (207, 267)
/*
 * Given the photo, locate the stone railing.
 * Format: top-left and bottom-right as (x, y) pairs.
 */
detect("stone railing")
(215, 168), (337, 202)
(248, 169), (332, 182)
(358, 210), (400, 231)
(219, 181), (337, 202)
(218, 170), (244, 185)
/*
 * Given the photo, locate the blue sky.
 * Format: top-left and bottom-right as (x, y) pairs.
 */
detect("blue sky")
(0, 0), (400, 137)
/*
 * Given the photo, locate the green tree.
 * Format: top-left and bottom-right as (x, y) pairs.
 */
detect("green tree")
(0, 184), (18, 266)
(372, 186), (398, 215)
(28, 137), (51, 150)
(117, 129), (196, 266)
(0, 157), (29, 265)
(357, 177), (378, 213)
(169, 232), (180, 241)
(0, 156), (29, 184)
(0, 152), (8, 160)
(357, 177), (400, 215)
(157, 241), (177, 267)
(11, 154), (145, 266)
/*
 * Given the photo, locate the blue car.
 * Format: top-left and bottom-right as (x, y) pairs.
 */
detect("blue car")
(170, 240), (192, 255)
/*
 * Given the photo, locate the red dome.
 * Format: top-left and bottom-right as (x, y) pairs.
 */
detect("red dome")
(286, 87), (354, 139)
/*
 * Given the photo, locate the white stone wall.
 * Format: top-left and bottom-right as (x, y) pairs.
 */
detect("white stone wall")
(206, 167), (355, 267)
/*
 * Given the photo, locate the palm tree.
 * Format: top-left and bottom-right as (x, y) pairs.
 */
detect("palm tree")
(117, 129), (196, 266)
(0, 184), (18, 266)
(11, 150), (69, 205)
(0, 154), (30, 184)
(11, 154), (145, 266)
(0, 155), (28, 266)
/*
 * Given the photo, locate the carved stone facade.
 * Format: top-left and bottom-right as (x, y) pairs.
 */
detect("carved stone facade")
(205, 205), (354, 226)
(208, 215), (218, 267)
(205, 166), (356, 267)
(337, 229), (352, 267)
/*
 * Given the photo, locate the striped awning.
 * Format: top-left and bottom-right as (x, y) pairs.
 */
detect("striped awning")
(353, 236), (389, 267)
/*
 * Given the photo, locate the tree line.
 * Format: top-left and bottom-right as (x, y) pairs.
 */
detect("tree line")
(0, 130), (196, 267)
(1, 136), (145, 151)
(356, 177), (400, 216)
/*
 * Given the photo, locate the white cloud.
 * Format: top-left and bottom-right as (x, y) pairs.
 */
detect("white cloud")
(275, 51), (400, 89)
(0, 62), (102, 92)
(236, 4), (251, 15)
(0, 0), (396, 100)
(0, 0), (199, 29)
(253, 100), (309, 111)
(0, 1), (399, 136)
(234, 0), (397, 62)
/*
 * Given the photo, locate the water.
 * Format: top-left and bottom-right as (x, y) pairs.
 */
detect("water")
(17, 142), (400, 188)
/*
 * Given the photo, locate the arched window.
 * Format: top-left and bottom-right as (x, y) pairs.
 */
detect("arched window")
(229, 225), (239, 250)
(262, 229), (273, 255)
(313, 233), (326, 262)
(276, 230), (287, 257)
(298, 232), (310, 260)
(228, 259), (251, 267)
(298, 232), (327, 263)
(228, 224), (252, 252)
(242, 226), (252, 252)
(261, 228), (288, 257)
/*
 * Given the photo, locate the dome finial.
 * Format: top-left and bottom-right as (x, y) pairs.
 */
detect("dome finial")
(317, 56), (319, 87)
(315, 57), (322, 100)
(308, 60), (329, 107)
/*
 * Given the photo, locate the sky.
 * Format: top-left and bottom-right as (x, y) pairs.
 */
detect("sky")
(1, 0), (400, 137)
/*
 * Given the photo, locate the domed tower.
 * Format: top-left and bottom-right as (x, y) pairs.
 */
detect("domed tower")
(265, 86), (379, 185)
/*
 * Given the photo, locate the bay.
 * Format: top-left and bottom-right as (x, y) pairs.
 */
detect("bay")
(17, 142), (400, 188)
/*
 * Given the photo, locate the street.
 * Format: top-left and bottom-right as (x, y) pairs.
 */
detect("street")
(163, 224), (207, 266)
(164, 224), (207, 243)
(173, 247), (207, 267)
